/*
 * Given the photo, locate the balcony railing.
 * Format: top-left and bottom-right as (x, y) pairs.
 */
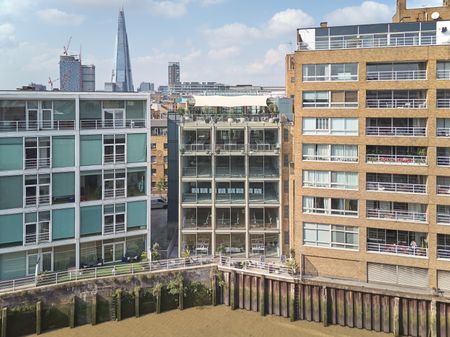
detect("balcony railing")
(437, 99), (450, 108)
(215, 194), (245, 204)
(80, 119), (145, 130)
(249, 195), (279, 204)
(298, 35), (436, 51)
(25, 158), (51, 170)
(367, 242), (427, 258)
(302, 154), (358, 163)
(366, 126), (426, 137)
(104, 154), (125, 164)
(303, 181), (358, 190)
(438, 185), (450, 195)
(216, 219), (245, 230)
(24, 231), (50, 245)
(302, 102), (358, 109)
(104, 188), (126, 199)
(366, 209), (427, 223)
(182, 193), (212, 204)
(437, 128), (450, 137)
(215, 144), (246, 152)
(437, 156), (450, 166)
(437, 70), (450, 79)
(438, 213), (450, 224)
(366, 181), (426, 194)
(182, 218), (212, 230)
(366, 154), (427, 166)
(104, 223), (126, 235)
(366, 99), (427, 109)
(215, 167), (245, 177)
(249, 219), (279, 230)
(182, 167), (212, 177)
(366, 70), (426, 81)
(248, 144), (280, 152)
(303, 207), (358, 217)
(25, 195), (50, 207)
(249, 168), (279, 178)
(437, 248), (450, 259)
(182, 144), (212, 153)
(0, 120), (75, 132)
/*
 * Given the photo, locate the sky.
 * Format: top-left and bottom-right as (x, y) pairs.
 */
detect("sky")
(0, 0), (444, 90)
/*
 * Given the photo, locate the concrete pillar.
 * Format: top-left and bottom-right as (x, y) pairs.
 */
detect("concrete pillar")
(230, 271), (237, 310)
(321, 287), (328, 327)
(91, 294), (97, 325)
(393, 297), (400, 337)
(69, 296), (76, 328)
(36, 301), (42, 335)
(289, 283), (296, 322)
(135, 288), (141, 318)
(1, 308), (7, 337)
(259, 276), (265, 316)
(116, 290), (122, 321)
(429, 300), (437, 337)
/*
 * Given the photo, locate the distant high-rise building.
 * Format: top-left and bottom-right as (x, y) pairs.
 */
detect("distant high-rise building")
(107, 9), (134, 92)
(59, 55), (95, 92)
(138, 82), (155, 92)
(168, 62), (180, 88)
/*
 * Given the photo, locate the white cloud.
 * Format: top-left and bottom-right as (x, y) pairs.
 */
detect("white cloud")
(267, 9), (314, 35)
(205, 23), (262, 48)
(0, 23), (15, 47)
(0, 0), (34, 17)
(37, 8), (85, 25)
(148, 0), (190, 18)
(324, 1), (392, 26)
(208, 46), (239, 60)
(246, 44), (290, 74)
(199, 0), (224, 6)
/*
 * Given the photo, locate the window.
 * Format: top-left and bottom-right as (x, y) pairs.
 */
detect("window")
(25, 137), (50, 169)
(103, 203), (125, 235)
(104, 134), (125, 164)
(25, 174), (50, 207)
(284, 154), (289, 167)
(0, 138), (23, 171)
(303, 196), (358, 216)
(302, 91), (358, 108)
(151, 156), (157, 164)
(24, 211), (50, 245)
(80, 171), (102, 202)
(164, 143), (168, 149)
(151, 143), (157, 149)
(303, 63), (358, 82)
(302, 118), (358, 135)
(152, 169), (156, 176)
(103, 242), (125, 263)
(303, 222), (358, 250)
(283, 128), (289, 142)
(303, 170), (358, 190)
(103, 101), (125, 128)
(104, 169), (126, 199)
(437, 61), (450, 79)
(284, 180), (289, 194)
(303, 144), (358, 162)
(52, 172), (75, 204)
(127, 169), (146, 197)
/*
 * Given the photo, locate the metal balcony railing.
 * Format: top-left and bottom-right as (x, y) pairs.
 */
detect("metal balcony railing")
(303, 181), (358, 190)
(104, 154), (125, 164)
(367, 242), (427, 257)
(437, 156), (450, 166)
(25, 195), (50, 207)
(80, 119), (145, 130)
(182, 193), (212, 204)
(438, 185), (450, 195)
(437, 248), (450, 259)
(24, 158), (51, 170)
(182, 167), (212, 177)
(215, 194), (245, 204)
(366, 209), (427, 223)
(182, 144), (212, 153)
(366, 99), (427, 109)
(249, 168), (279, 178)
(366, 181), (426, 194)
(215, 167), (246, 177)
(104, 223), (126, 235)
(437, 70), (450, 79)
(302, 101), (358, 109)
(366, 70), (426, 81)
(249, 218), (279, 230)
(366, 154), (427, 165)
(366, 126), (426, 137)
(302, 154), (358, 163)
(182, 218), (212, 230)
(438, 213), (450, 224)
(303, 207), (358, 217)
(248, 144), (279, 152)
(249, 194), (279, 204)
(0, 120), (75, 132)
(104, 188), (126, 199)
(215, 144), (246, 152)
(437, 99), (450, 108)
(216, 219), (245, 230)
(437, 128), (450, 137)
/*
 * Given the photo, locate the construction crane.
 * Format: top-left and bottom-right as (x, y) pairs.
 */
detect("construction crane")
(63, 36), (72, 56)
(48, 77), (59, 90)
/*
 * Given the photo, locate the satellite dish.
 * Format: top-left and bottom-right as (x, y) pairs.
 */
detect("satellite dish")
(432, 12), (440, 20)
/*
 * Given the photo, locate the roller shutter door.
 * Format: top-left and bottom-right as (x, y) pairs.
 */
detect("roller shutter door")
(438, 270), (450, 291)
(368, 263), (397, 285)
(368, 263), (428, 288)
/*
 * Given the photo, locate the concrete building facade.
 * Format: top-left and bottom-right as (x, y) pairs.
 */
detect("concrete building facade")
(0, 91), (151, 280)
(287, 4), (450, 290)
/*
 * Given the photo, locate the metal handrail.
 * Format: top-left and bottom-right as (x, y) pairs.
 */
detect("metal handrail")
(366, 209), (427, 223)
(366, 126), (426, 137)
(437, 185), (450, 195)
(302, 154), (358, 163)
(367, 242), (427, 257)
(366, 70), (426, 81)
(80, 119), (146, 129)
(366, 154), (427, 165)
(437, 128), (450, 137)
(0, 120), (75, 132)
(437, 156), (450, 166)
(366, 181), (426, 194)
(366, 98), (427, 109)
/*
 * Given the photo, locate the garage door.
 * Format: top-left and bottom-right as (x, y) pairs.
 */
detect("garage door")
(368, 263), (428, 288)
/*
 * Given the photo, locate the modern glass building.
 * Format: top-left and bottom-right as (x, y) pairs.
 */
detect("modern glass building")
(0, 91), (151, 280)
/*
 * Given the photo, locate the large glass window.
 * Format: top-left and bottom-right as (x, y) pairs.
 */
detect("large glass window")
(303, 144), (358, 162)
(127, 201), (147, 230)
(80, 171), (102, 201)
(304, 222), (358, 250)
(104, 169), (126, 199)
(127, 134), (147, 163)
(52, 208), (75, 240)
(302, 91), (358, 108)
(302, 118), (358, 135)
(24, 211), (50, 245)
(303, 63), (357, 82)
(0, 214), (23, 247)
(104, 134), (125, 164)
(52, 172), (75, 204)
(303, 170), (358, 190)
(103, 203), (126, 235)
(25, 137), (50, 169)
(80, 135), (102, 166)
(0, 101), (26, 131)
(52, 136), (75, 168)
(80, 206), (102, 237)
(0, 176), (22, 210)
(303, 197), (358, 216)
(0, 138), (23, 171)
(127, 168), (146, 197)
(24, 174), (50, 207)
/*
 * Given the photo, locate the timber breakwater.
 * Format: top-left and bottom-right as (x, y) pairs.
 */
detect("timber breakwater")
(0, 256), (448, 337)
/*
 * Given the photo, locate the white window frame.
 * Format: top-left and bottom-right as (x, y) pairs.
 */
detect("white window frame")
(103, 169), (126, 199)
(103, 134), (126, 164)
(102, 241), (125, 263)
(102, 203), (126, 235)
(24, 174), (51, 207)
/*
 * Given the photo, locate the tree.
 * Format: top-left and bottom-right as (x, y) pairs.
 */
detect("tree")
(151, 242), (161, 261)
(156, 178), (167, 193)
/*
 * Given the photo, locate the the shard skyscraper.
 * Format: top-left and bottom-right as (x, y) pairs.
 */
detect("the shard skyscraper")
(110, 8), (134, 92)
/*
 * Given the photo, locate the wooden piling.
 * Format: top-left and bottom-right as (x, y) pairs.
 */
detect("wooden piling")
(212, 275), (217, 306)
(91, 294), (97, 325)
(251, 276), (258, 312)
(381, 296), (390, 333)
(289, 283), (296, 322)
(363, 293), (372, 330)
(281, 282), (288, 318)
(297, 284), (304, 320)
(354, 292), (363, 329)
(1, 308), (7, 337)
(224, 272), (230, 306)
(393, 297), (400, 337)
(179, 282), (184, 310)
(267, 280), (273, 315)
(230, 271), (237, 310)
(36, 301), (41, 335)
(321, 287), (328, 327)
(429, 300), (437, 337)
(259, 276), (265, 316)
(69, 296), (76, 328)
(273, 281), (280, 316)
(116, 290), (122, 321)
(156, 287), (162, 314)
(134, 288), (141, 317)
(239, 274), (244, 309)
(244, 275), (251, 311)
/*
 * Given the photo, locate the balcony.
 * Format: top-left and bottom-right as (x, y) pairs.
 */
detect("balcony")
(216, 208), (245, 230)
(104, 154), (125, 164)
(366, 126), (426, 137)
(25, 194), (50, 207)
(303, 196), (358, 217)
(24, 157), (51, 170)
(216, 182), (245, 204)
(366, 208), (427, 223)
(249, 182), (279, 204)
(215, 157), (245, 178)
(104, 188), (125, 200)
(0, 120), (75, 132)
(103, 222), (126, 235)
(249, 157), (279, 178)
(216, 129), (245, 154)
(24, 231), (50, 245)
(366, 182), (426, 194)
(366, 99), (427, 109)
(367, 242), (427, 258)
(215, 144), (246, 153)
(249, 208), (279, 230)
(181, 144), (212, 154)
(366, 70), (426, 81)
(79, 119), (145, 130)
(182, 208), (212, 230)
(437, 149), (450, 166)
(437, 70), (450, 80)
(182, 193), (212, 204)
(182, 157), (212, 178)
(366, 146), (427, 166)
(215, 193), (245, 204)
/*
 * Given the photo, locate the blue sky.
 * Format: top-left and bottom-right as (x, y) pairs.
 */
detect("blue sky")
(0, 0), (443, 89)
